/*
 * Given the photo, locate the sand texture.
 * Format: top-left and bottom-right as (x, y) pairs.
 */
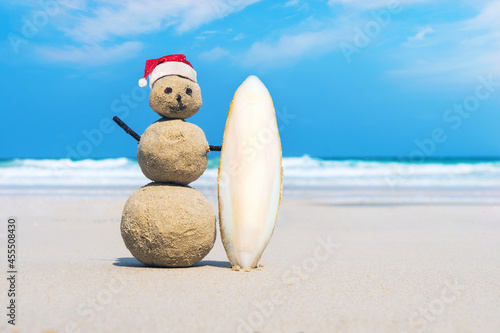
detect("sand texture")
(149, 75), (202, 119)
(137, 119), (209, 184)
(121, 183), (216, 267)
(0, 189), (499, 332)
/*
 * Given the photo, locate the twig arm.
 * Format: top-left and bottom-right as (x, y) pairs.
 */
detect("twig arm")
(113, 116), (141, 142)
(112, 116), (222, 151)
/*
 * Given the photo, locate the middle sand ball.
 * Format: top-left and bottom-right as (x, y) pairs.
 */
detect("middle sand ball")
(121, 183), (216, 267)
(138, 118), (209, 185)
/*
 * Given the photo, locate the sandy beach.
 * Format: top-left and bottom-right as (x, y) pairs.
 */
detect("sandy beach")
(2, 0), (500, 331)
(0, 187), (499, 333)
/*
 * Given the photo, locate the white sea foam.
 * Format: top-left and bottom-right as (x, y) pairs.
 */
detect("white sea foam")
(1, 156), (499, 188)
(0, 158), (148, 187)
(278, 155), (500, 187)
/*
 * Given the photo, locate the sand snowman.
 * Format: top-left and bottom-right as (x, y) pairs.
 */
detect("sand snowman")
(119, 54), (217, 267)
(115, 55), (283, 270)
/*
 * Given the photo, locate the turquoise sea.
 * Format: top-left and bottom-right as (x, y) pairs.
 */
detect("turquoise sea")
(1, 156), (499, 189)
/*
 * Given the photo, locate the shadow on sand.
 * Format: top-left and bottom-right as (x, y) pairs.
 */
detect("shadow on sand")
(113, 257), (231, 269)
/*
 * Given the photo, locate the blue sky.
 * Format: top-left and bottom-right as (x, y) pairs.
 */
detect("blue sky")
(0, 0), (499, 159)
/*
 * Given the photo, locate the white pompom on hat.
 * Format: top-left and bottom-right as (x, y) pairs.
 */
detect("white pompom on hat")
(138, 54), (197, 88)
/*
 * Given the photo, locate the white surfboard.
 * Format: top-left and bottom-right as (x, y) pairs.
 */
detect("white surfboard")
(218, 75), (283, 270)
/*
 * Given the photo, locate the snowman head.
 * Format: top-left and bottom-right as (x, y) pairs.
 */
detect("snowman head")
(149, 75), (202, 119)
(138, 54), (202, 119)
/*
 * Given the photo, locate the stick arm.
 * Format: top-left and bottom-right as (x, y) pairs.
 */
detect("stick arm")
(112, 116), (222, 151)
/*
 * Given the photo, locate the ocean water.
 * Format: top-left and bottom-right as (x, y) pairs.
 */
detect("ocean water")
(1, 155), (499, 189)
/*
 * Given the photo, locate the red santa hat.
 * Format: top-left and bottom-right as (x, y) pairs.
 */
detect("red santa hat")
(138, 54), (197, 88)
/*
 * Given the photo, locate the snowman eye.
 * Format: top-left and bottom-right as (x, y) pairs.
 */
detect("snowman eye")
(186, 88), (192, 96)
(164, 87), (172, 94)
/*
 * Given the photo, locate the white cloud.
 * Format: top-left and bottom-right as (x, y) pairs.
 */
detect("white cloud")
(196, 23), (345, 69)
(36, 41), (143, 65)
(463, 0), (500, 34)
(284, 0), (300, 7)
(327, 0), (429, 10)
(240, 28), (342, 67)
(468, 0), (500, 23)
(391, 1), (500, 81)
(199, 46), (230, 62)
(61, 0), (260, 44)
(410, 27), (434, 41)
(21, 0), (260, 64)
(403, 26), (434, 45)
(233, 33), (245, 41)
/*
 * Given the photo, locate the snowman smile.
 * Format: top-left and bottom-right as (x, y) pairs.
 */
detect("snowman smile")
(169, 103), (187, 112)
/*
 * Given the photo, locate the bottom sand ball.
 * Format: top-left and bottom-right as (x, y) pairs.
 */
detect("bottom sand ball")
(121, 183), (216, 267)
